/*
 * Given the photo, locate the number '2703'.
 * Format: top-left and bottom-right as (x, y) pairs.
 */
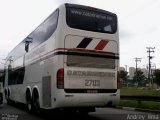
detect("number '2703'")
(85, 80), (100, 87)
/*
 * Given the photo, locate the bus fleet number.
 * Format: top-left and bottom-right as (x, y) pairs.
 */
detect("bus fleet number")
(85, 80), (100, 87)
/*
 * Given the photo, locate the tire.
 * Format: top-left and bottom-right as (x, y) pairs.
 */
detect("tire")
(6, 89), (11, 104)
(26, 98), (32, 112)
(26, 91), (32, 112)
(33, 98), (40, 114)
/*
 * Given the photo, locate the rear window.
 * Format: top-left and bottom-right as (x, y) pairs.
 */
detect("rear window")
(67, 55), (115, 69)
(66, 6), (117, 34)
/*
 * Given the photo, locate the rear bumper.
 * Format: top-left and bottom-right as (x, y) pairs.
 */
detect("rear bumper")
(64, 89), (117, 93)
(54, 89), (120, 108)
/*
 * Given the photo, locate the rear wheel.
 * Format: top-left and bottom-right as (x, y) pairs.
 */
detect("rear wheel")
(4, 89), (8, 103)
(26, 91), (32, 112)
(32, 90), (40, 114)
(33, 98), (40, 114)
(7, 89), (11, 104)
(26, 97), (32, 112)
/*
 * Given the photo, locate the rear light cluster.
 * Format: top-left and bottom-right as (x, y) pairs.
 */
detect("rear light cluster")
(117, 71), (120, 89)
(57, 68), (64, 89)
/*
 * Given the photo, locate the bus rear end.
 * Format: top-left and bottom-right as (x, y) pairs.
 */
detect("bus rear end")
(56, 3), (120, 111)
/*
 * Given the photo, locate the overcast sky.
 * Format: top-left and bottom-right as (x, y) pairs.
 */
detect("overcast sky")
(0, 0), (160, 69)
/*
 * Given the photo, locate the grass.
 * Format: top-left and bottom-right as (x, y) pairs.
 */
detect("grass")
(119, 100), (160, 110)
(120, 87), (160, 96)
(119, 87), (160, 111)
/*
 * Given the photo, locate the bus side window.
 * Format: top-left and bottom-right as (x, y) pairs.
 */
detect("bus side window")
(43, 10), (59, 41)
(28, 9), (59, 49)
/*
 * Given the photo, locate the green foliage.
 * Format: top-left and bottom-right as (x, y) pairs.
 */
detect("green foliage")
(153, 69), (160, 86)
(120, 70), (128, 83)
(133, 70), (147, 86)
(119, 100), (160, 110)
(120, 87), (160, 111)
(121, 87), (160, 96)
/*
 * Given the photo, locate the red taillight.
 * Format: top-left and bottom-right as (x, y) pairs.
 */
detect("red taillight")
(117, 71), (120, 89)
(57, 68), (64, 89)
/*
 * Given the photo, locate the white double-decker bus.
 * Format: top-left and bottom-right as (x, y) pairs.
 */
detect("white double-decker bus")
(4, 3), (120, 113)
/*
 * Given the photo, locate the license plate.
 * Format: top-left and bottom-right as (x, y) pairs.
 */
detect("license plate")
(85, 80), (100, 87)
(86, 90), (98, 93)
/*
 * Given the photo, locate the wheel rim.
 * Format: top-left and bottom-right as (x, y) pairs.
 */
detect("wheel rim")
(33, 99), (40, 114)
(27, 102), (32, 111)
(26, 96), (32, 112)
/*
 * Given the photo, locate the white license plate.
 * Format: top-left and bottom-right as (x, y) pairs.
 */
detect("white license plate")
(85, 80), (100, 87)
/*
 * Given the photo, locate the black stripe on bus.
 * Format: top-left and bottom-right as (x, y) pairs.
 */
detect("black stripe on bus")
(64, 89), (117, 93)
(76, 38), (92, 48)
(26, 50), (119, 66)
(55, 51), (119, 59)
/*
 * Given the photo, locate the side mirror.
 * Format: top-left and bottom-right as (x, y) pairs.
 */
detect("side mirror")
(25, 37), (33, 52)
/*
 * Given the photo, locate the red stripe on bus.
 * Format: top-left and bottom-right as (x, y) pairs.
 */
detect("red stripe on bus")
(94, 40), (108, 50)
(26, 47), (119, 66)
(54, 48), (119, 55)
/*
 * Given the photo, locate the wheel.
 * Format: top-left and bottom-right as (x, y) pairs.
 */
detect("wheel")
(32, 89), (40, 114)
(26, 97), (32, 112)
(33, 98), (40, 114)
(26, 91), (32, 112)
(7, 89), (11, 105)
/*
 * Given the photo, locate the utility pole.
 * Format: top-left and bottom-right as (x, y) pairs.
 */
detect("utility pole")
(134, 57), (141, 86)
(146, 47), (155, 88)
(8, 56), (13, 70)
(125, 65), (128, 72)
(135, 57), (141, 73)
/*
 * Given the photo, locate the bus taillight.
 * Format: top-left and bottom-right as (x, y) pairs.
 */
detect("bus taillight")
(57, 68), (64, 89)
(117, 71), (120, 89)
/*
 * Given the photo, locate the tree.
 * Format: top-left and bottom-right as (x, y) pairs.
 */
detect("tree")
(133, 70), (146, 86)
(120, 70), (128, 83)
(153, 69), (160, 86)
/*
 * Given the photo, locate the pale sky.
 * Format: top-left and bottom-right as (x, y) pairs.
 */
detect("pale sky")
(0, 0), (160, 69)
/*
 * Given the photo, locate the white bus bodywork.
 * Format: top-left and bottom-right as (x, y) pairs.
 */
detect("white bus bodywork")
(4, 3), (120, 113)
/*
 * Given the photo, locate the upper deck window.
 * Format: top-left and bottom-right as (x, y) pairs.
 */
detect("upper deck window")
(66, 4), (117, 34)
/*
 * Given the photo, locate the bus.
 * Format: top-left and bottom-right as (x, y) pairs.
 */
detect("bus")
(4, 3), (120, 114)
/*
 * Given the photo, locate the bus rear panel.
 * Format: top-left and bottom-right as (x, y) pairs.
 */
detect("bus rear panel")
(54, 3), (120, 109)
